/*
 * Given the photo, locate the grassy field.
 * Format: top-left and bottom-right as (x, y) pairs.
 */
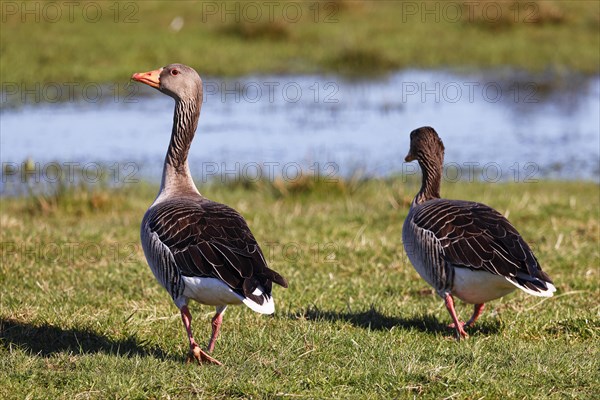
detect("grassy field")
(1, 176), (598, 399)
(1, 0), (599, 85)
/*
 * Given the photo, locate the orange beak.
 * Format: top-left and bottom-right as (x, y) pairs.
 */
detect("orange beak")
(131, 68), (163, 89)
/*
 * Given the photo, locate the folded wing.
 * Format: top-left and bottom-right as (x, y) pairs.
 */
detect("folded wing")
(146, 199), (288, 306)
(413, 199), (554, 295)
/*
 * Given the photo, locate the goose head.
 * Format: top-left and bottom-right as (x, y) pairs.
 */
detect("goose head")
(405, 126), (445, 164)
(132, 63), (202, 102)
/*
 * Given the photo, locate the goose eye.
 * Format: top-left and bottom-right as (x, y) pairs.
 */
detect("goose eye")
(171, 69), (180, 76)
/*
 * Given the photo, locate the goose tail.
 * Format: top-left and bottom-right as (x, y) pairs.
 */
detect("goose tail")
(507, 271), (557, 297)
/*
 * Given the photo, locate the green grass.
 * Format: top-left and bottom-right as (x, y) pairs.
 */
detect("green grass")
(1, 0), (599, 85)
(1, 177), (599, 398)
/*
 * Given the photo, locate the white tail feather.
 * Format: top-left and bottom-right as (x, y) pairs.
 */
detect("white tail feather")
(243, 295), (275, 314)
(242, 284), (275, 314)
(506, 278), (556, 297)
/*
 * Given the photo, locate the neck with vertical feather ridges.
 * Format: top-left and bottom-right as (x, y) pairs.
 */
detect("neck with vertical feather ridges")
(414, 150), (443, 205)
(159, 96), (202, 198)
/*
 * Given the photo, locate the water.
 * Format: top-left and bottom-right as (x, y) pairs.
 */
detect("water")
(1, 70), (599, 193)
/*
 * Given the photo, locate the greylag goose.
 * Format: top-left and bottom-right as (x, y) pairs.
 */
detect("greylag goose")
(402, 127), (556, 339)
(132, 64), (288, 365)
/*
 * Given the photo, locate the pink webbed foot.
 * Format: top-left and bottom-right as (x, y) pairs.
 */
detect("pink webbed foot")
(187, 344), (222, 366)
(448, 322), (469, 339)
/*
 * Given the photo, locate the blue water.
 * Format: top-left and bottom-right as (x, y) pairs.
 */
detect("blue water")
(1, 70), (598, 193)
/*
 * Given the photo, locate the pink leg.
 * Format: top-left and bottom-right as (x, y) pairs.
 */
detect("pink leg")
(207, 312), (223, 353)
(444, 293), (468, 339)
(465, 303), (485, 328)
(180, 305), (222, 365)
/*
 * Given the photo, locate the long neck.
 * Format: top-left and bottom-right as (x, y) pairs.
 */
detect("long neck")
(413, 154), (442, 205)
(159, 97), (201, 197)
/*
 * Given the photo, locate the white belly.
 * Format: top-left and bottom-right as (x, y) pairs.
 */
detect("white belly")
(452, 267), (516, 304)
(181, 276), (244, 306)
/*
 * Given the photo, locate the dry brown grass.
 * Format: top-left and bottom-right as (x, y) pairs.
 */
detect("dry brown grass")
(219, 19), (291, 41)
(462, 0), (566, 30)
